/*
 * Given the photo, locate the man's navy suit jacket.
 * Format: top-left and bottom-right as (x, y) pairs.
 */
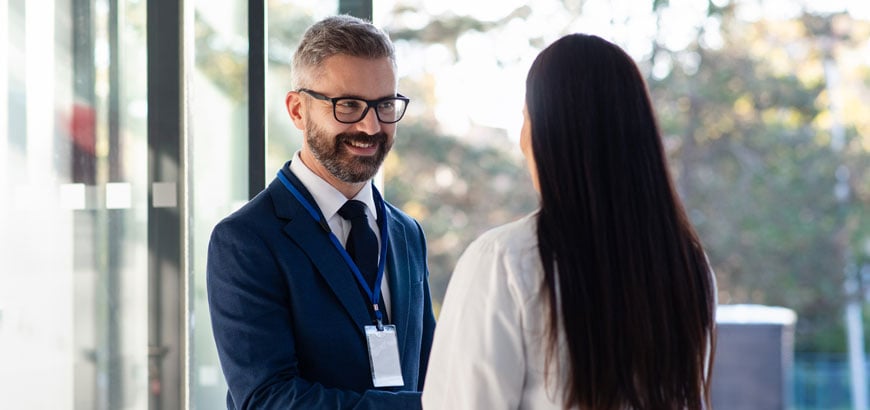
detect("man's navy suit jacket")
(207, 163), (436, 409)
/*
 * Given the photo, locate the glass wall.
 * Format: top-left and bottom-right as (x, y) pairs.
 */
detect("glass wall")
(1, 1), (372, 408)
(0, 0), (149, 408)
(187, 1), (248, 408)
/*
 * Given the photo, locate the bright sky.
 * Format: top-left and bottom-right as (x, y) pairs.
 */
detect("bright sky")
(373, 0), (868, 144)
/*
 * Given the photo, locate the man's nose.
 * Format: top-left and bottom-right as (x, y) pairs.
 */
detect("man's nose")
(354, 107), (382, 134)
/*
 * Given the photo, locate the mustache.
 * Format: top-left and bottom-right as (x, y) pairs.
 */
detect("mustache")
(336, 131), (388, 145)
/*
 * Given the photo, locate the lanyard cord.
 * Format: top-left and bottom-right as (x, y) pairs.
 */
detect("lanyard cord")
(277, 170), (390, 327)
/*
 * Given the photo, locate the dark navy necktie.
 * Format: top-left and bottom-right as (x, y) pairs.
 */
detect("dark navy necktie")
(338, 200), (389, 324)
(338, 200), (379, 289)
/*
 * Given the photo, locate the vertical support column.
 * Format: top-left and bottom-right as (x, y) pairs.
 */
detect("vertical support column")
(248, 0), (265, 199)
(69, 0), (98, 406)
(106, 1), (124, 407)
(339, 0), (372, 21)
(147, 0), (184, 409)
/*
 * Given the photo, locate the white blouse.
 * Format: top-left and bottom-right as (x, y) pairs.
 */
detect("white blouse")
(423, 213), (717, 410)
(423, 213), (567, 409)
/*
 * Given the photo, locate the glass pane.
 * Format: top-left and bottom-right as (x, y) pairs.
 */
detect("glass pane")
(188, 1), (249, 408)
(188, 1), (339, 407)
(0, 0), (149, 408)
(187, 1), (339, 407)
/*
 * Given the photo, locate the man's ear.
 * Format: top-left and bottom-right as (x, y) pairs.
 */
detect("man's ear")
(285, 91), (305, 130)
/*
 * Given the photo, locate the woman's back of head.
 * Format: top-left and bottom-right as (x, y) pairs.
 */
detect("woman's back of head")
(525, 34), (716, 410)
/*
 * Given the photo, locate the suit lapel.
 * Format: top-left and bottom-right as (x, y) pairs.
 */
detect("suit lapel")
(385, 207), (411, 356)
(270, 166), (372, 332)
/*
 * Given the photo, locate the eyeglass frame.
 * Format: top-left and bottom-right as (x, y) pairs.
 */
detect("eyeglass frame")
(296, 88), (410, 124)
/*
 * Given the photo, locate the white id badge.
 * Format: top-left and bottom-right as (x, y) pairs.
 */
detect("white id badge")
(364, 324), (405, 387)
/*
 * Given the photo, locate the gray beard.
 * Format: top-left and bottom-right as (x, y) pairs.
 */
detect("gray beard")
(305, 120), (391, 183)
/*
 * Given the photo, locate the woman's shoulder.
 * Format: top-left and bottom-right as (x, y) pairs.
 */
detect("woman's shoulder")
(461, 212), (543, 297)
(470, 212), (539, 254)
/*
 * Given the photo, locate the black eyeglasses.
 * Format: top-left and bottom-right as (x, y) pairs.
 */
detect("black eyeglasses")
(297, 88), (410, 124)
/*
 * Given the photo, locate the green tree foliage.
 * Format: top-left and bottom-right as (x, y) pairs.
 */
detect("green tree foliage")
(384, 2), (869, 351)
(648, 10), (869, 351)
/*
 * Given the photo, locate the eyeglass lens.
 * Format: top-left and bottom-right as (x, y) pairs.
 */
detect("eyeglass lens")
(334, 98), (407, 123)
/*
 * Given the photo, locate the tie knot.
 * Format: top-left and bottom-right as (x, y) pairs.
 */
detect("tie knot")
(338, 200), (369, 221)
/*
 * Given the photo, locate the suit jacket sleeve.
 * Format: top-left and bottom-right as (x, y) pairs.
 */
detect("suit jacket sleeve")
(207, 217), (422, 410)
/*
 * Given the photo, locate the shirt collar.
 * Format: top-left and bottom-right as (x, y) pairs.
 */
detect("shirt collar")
(289, 151), (378, 221)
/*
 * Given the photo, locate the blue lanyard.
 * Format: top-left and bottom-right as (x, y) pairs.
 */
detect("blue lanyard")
(277, 170), (390, 327)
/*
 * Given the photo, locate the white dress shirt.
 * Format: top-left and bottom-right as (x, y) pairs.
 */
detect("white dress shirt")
(289, 151), (391, 316)
(423, 212), (566, 409)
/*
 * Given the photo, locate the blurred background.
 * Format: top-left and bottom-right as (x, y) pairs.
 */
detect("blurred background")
(0, 0), (868, 408)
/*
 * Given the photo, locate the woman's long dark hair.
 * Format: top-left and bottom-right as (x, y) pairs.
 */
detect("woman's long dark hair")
(526, 34), (716, 409)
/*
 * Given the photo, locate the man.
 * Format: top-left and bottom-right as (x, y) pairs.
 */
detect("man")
(207, 15), (436, 409)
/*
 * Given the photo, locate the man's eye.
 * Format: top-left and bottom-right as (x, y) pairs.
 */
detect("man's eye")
(337, 100), (363, 111)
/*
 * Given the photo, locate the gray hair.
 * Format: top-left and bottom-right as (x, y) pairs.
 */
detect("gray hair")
(291, 15), (396, 89)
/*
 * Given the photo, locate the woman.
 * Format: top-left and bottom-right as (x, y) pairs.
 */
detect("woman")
(422, 34), (716, 410)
